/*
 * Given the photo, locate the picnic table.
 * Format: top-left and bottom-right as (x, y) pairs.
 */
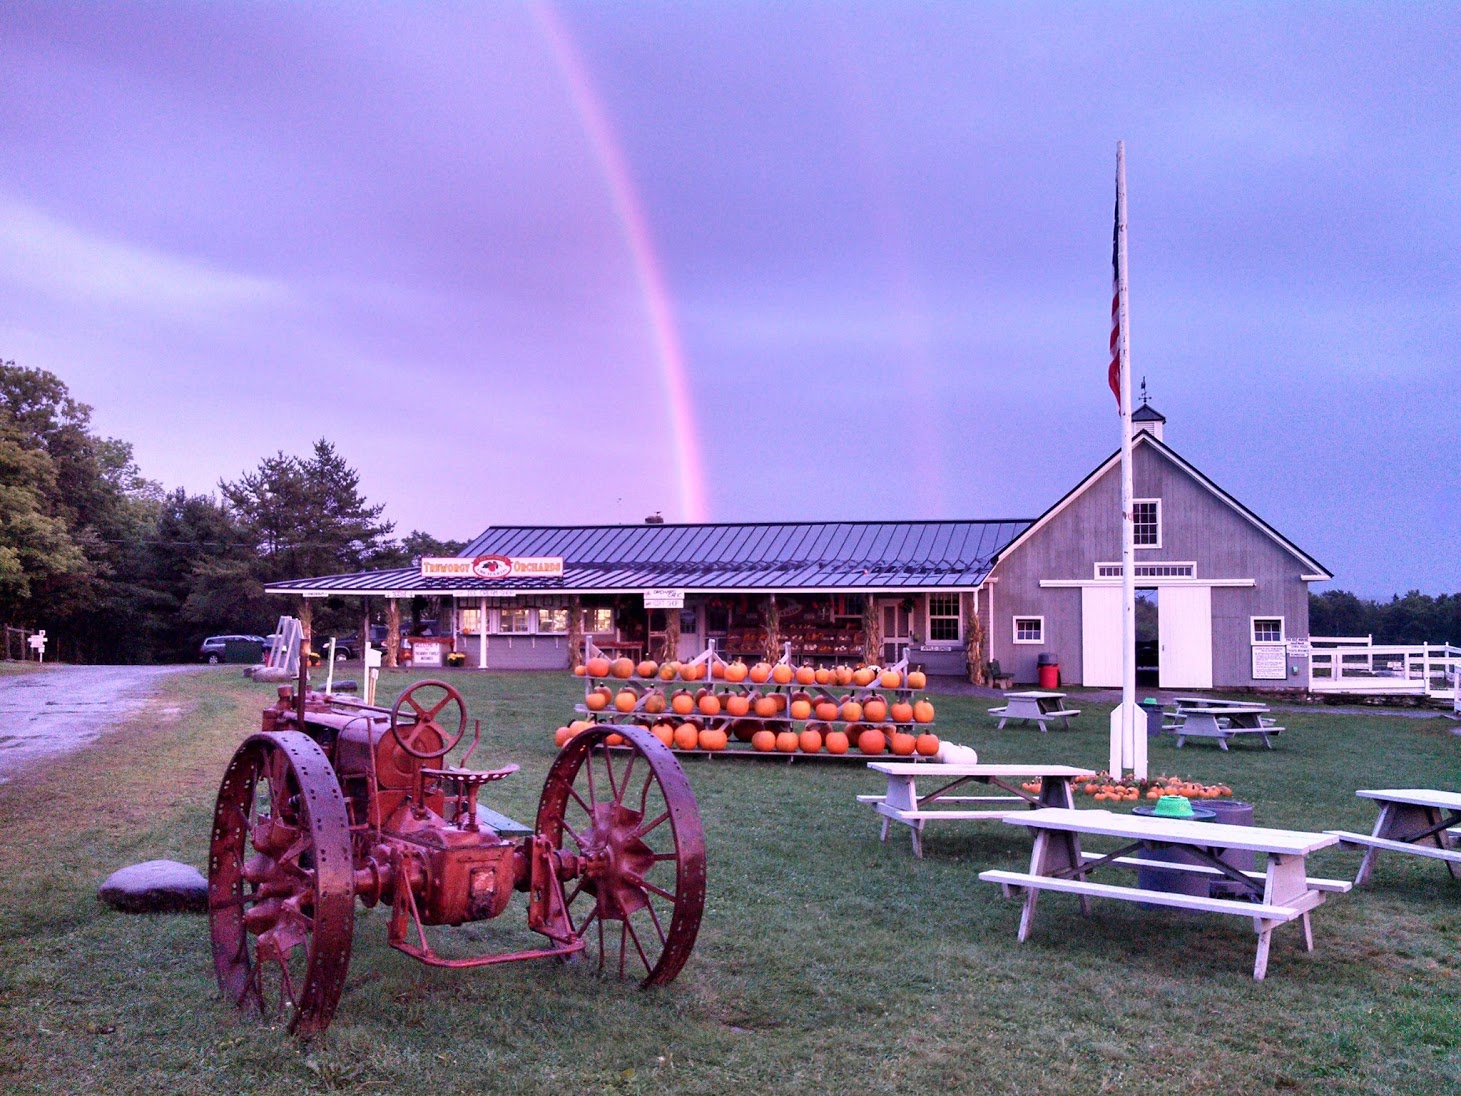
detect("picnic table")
(1164, 703), (1283, 750)
(860, 762), (1095, 858)
(987, 691), (1082, 733)
(1326, 788), (1461, 885)
(978, 808), (1350, 980)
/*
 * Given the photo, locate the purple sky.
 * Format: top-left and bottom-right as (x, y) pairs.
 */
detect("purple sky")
(3, 3), (1457, 598)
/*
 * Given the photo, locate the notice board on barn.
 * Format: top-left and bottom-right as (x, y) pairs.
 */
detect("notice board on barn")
(1251, 644), (1287, 680)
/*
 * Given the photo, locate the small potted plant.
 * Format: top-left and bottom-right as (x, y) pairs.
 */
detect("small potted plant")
(445, 651), (467, 668)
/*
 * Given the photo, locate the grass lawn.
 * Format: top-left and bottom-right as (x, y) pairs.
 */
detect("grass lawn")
(2, 669), (1459, 1094)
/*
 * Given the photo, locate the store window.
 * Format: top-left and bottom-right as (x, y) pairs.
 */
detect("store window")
(583, 608), (614, 633)
(1132, 499), (1161, 547)
(458, 607), (483, 635)
(926, 593), (961, 643)
(498, 608), (531, 634)
(537, 608), (569, 633)
(1251, 617), (1284, 644)
(1013, 616), (1044, 644)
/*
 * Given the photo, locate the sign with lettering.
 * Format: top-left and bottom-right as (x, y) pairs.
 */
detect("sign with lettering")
(1251, 644), (1287, 680)
(420, 556), (564, 580)
(643, 588), (685, 609)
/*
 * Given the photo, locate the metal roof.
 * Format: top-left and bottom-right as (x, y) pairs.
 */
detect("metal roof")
(265, 519), (1032, 597)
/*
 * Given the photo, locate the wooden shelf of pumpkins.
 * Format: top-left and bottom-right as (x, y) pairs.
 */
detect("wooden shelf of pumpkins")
(556, 654), (941, 761)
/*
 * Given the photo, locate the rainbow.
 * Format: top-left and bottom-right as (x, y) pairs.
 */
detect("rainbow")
(534, 3), (709, 523)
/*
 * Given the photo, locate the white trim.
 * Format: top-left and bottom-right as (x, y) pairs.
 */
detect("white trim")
(1250, 616), (1286, 644)
(1040, 578), (1255, 588)
(1013, 616), (1045, 644)
(1132, 497), (1161, 549)
(1095, 560), (1195, 579)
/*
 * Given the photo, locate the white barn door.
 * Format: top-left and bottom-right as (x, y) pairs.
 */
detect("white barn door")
(1158, 586), (1213, 689)
(1080, 586), (1122, 687)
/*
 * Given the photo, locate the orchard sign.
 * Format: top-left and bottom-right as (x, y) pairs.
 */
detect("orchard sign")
(419, 556), (564, 580)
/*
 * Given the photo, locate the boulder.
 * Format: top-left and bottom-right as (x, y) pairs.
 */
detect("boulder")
(98, 859), (208, 914)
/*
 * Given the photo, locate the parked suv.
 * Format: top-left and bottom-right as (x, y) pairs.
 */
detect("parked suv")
(199, 634), (266, 664)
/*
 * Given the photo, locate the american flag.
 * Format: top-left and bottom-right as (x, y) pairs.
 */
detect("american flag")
(1108, 190), (1122, 408)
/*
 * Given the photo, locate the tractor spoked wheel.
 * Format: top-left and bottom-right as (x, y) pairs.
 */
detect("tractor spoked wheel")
(536, 725), (706, 986)
(208, 731), (355, 1036)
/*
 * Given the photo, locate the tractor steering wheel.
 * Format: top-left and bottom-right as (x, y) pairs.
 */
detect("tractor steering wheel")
(389, 679), (468, 760)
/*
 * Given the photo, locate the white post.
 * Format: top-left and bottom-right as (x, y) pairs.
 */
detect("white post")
(479, 596), (488, 670)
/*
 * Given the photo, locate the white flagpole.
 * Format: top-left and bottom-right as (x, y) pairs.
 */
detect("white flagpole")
(1113, 141), (1147, 780)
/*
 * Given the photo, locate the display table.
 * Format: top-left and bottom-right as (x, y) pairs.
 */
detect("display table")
(1327, 788), (1461, 884)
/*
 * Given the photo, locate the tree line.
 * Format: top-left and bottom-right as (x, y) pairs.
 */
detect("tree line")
(1, 359), (461, 663)
(1309, 589), (1461, 647)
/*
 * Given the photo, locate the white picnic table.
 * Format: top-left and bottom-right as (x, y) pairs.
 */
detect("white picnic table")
(860, 762), (1095, 858)
(1326, 788), (1461, 885)
(1165, 703), (1283, 750)
(978, 807), (1349, 980)
(987, 691), (1082, 732)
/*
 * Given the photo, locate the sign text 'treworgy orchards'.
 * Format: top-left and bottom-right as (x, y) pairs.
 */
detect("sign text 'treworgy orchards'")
(419, 556), (565, 580)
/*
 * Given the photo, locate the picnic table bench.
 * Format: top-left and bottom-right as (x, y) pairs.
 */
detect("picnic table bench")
(1164, 703), (1283, 750)
(860, 762), (1095, 858)
(987, 691), (1082, 733)
(1326, 788), (1461, 884)
(978, 808), (1347, 980)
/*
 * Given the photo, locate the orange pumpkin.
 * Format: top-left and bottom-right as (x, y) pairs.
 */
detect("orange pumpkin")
(573, 664), (587, 677)
(658, 662), (680, 681)
(749, 662), (772, 683)
(814, 700), (840, 722)
(610, 657), (635, 679)
(637, 660), (658, 678)
(672, 723), (700, 750)
(890, 731), (917, 756)
(726, 693), (751, 717)
(857, 727), (887, 755)
(914, 733), (940, 756)
(725, 660), (749, 683)
(906, 670), (927, 690)
(890, 700), (914, 723)
(834, 665), (854, 686)
(798, 727), (823, 753)
(585, 690), (610, 712)
(814, 667), (834, 686)
(879, 670), (903, 690)
(651, 723), (675, 747)
(614, 689), (639, 713)
(789, 699), (813, 720)
(697, 693), (722, 717)
(698, 726), (728, 751)
(794, 665), (817, 685)
(824, 729), (850, 754)
(863, 697), (888, 722)
(852, 667), (876, 687)
(644, 693), (667, 715)
(912, 699), (935, 723)
(840, 700), (864, 723)
(586, 656), (611, 678)
(605, 732), (625, 747)
(750, 729), (777, 752)
(754, 695), (780, 718)
(710, 660), (727, 680)
(771, 663), (794, 685)
(775, 730), (799, 753)
(670, 691), (695, 716)
(553, 725), (573, 747)
(681, 662), (704, 682)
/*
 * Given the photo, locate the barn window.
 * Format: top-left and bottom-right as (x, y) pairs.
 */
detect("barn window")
(1013, 617), (1044, 644)
(1132, 499), (1161, 547)
(926, 593), (961, 642)
(1251, 617), (1284, 644)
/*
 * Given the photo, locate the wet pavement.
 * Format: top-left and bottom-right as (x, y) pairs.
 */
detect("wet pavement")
(0, 665), (195, 781)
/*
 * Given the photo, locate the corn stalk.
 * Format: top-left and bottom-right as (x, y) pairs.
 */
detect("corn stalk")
(966, 598), (986, 685)
(385, 599), (401, 669)
(862, 598), (882, 666)
(660, 609), (680, 663)
(763, 595), (780, 663)
(567, 598), (583, 669)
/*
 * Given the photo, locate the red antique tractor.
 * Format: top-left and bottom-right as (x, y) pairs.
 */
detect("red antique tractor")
(208, 679), (706, 1035)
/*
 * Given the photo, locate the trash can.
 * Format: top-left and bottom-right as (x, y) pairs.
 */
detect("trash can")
(1141, 696), (1164, 735)
(1133, 801), (1217, 907)
(1037, 652), (1060, 690)
(1202, 800), (1256, 897)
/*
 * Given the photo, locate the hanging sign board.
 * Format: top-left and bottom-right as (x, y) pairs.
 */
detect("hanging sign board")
(1251, 645), (1287, 680)
(420, 556), (564, 580)
(643, 588), (686, 609)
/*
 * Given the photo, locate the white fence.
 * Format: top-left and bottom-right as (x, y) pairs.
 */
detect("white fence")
(1308, 636), (1461, 700)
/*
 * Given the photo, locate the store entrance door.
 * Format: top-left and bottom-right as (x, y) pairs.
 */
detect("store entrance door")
(879, 599), (912, 665)
(676, 606), (702, 662)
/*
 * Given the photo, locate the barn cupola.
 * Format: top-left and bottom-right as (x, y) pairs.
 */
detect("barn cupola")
(1132, 377), (1165, 442)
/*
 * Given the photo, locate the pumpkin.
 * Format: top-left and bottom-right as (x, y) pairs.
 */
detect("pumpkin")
(658, 662), (680, 681)
(605, 732), (625, 747)
(824, 729), (850, 754)
(890, 700), (914, 723)
(814, 699), (840, 722)
(726, 693), (751, 717)
(586, 656), (611, 678)
(573, 665), (587, 677)
(794, 665), (817, 685)
(725, 660), (749, 683)
(770, 693), (788, 712)
(914, 733), (940, 756)
(857, 727), (887, 755)
(585, 690), (610, 712)
(789, 699), (812, 721)
(754, 695), (780, 718)
(710, 660), (727, 680)
(840, 700), (864, 723)
(637, 660), (658, 678)
(670, 691), (695, 716)
(553, 725), (573, 747)
(698, 726), (728, 750)
(644, 693), (667, 715)
(697, 693), (722, 717)
(569, 720), (593, 734)
(775, 729), (799, 753)
(730, 718), (761, 742)
(750, 729), (777, 752)
(834, 665), (854, 686)
(798, 727), (823, 753)
(913, 699), (935, 723)
(879, 670), (902, 689)
(906, 670), (927, 690)
(672, 723), (700, 750)
(614, 688), (639, 713)
(771, 663), (794, 685)
(748, 662), (772, 683)
(852, 667), (876, 687)
(814, 667), (834, 685)
(890, 731), (917, 756)
(863, 697), (888, 722)
(610, 657), (635, 679)
(681, 662), (704, 682)
(652, 723), (675, 747)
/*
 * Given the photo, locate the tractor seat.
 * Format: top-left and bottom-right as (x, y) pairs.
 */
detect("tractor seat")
(422, 763), (519, 787)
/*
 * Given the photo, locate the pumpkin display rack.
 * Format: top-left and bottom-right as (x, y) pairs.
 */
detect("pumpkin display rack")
(563, 640), (941, 763)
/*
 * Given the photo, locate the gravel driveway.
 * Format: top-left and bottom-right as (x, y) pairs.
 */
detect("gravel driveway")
(0, 665), (195, 781)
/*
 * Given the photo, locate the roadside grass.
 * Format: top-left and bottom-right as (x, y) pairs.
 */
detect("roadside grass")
(0, 661), (49, 677)
(1, 670), (1459, 1093)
